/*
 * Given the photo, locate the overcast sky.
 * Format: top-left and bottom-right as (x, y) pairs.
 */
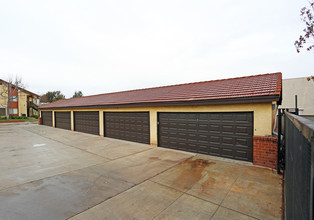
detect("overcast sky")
(0, 0), (313, 98)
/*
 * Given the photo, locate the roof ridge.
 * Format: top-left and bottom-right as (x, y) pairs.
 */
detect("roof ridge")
(71, 72), (282, 100)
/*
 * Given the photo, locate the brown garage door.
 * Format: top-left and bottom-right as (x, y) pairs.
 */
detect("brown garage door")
(41, 111), (53, 126)
(74, 111), (99, 135)
(104, 112), (150, 144)
(55, 112), (71, 130)
(158, 112), (253, 162)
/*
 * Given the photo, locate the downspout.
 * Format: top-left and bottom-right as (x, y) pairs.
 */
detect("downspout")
(273, 108), (278, 136)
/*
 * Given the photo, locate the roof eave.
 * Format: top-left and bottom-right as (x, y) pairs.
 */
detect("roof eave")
(39, 94), (280, 110)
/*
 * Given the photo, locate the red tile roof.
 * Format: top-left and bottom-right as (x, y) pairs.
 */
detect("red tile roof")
(40, 72), (282, 109)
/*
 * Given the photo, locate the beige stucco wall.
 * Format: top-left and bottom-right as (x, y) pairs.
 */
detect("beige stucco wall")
(280, 77), (314, 115)
(0, 83), (7, 105)
(41, 102), (273, 146)
(18, 91), (28, 116)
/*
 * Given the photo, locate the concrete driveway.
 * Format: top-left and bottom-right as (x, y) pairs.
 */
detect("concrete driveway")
(0, 124), (282, 220)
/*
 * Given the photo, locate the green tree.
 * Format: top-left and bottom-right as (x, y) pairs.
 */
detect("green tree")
(72, 91), (83, 98)
(42, 91), (65, 103)
(295, 1), (314, 52)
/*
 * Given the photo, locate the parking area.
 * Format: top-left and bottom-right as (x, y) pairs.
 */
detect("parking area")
(0, 124), (282, 219)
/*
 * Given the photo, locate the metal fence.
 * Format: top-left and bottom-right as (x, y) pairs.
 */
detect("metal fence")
(277, 108), (299, 174)
(284, 112), (314, 220)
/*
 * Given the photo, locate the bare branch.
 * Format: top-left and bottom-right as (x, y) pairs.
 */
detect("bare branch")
(295, 1), (314, 52)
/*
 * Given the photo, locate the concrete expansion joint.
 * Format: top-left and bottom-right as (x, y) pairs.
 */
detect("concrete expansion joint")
(208, 172), (260, 219)
(108, 147), (153, 161)
(149, 179), (259, 220)
(219, 175), (240, 207)
(71, 163), (191, 219)
(70, 155), (194, 219)
(216, 206), (260, 220)
(151, 189), (185, 220)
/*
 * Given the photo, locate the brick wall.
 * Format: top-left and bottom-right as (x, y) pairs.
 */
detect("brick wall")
(253, 136), (278, 169)
(9, 101), (18, 108)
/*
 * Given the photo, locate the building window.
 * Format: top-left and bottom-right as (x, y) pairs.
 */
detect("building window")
(10, 96), (17, 101)
(9, 108), (18, 114)
(0, 108), (5, 116)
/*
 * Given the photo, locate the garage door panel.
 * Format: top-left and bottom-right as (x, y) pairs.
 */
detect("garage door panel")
(199, 114), (209, 120)
(209, 114), (220, 120)
(209, 124), (220, 132)
(209, 136), (220, 145)
(158, 112), (253, 162)
(74, 111), (99, 135)
(209, 146), (221, 155)
(198, 124), (209, 130)
(222, 125), (234, 133)
(41, 111), (52, 126)
(198, 134), (209, 141)
(235, 126), (251, 135)
(104, 112), (150, 144)
(222, 114), (234, 121)
(222, 136), (235, 145)
(221, 148), (233, 157)
(234, 151), (250, 160)
(235, 114), (251, 122)
(55, 112), (71, 130)
(236, 138), (251, 147)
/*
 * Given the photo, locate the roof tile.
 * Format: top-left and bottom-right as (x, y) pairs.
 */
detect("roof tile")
(40, 72), (282, 109)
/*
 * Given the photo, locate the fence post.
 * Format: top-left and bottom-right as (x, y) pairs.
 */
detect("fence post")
(295, 95), (299, 115)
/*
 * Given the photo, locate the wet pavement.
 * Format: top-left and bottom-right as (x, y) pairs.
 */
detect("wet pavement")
(0, 124), (282, 219)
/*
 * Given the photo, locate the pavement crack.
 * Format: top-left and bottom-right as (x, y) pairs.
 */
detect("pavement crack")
(151, 188), (185, 220)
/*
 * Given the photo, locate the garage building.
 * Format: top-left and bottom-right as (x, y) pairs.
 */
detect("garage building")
(39, 72), (282, 168)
